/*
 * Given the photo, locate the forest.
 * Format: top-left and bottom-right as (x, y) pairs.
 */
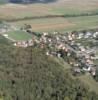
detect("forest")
(0, 36), (98, 100)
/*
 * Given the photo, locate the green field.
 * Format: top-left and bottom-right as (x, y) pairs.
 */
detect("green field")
(6, 30), (32, 41)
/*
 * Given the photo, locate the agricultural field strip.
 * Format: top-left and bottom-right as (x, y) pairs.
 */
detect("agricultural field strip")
(0, 0), (98, 19)
(9, 15), (98, 32)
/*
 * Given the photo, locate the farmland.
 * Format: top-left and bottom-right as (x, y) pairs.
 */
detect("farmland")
(0, 0), (98, 19)
(0, 0), (98, 32)
(10, 15), (98, 32)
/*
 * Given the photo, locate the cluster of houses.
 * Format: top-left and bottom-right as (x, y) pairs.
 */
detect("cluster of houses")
(14, 39), (34, 47)
(0, 23), (98, 77)
(13, 29), (98, 77)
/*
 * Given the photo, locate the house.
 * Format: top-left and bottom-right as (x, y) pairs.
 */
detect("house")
(46, 51), (50, 56)
(83, 66), (91, 72)
(73, 68), (81, 73)
(91, 56), (98, 60)
(93, 32), (98, 38)
(90, 67), (96, 76)
(68, 35), (73, 41)
(43, 32), (48, 36)
(86, 32), (92, 37)
(78, 33), (84, 39)
(79, 46), (86, 52)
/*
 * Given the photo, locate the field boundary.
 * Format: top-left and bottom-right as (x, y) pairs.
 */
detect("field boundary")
(1, 12), (98, 22)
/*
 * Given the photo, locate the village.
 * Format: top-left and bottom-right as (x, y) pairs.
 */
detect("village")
(0, 23), (98, 78)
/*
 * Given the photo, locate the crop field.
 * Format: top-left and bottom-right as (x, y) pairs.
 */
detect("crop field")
(5, 30), (33, 41)
(10, 15), (98, 32)
(0, 0), (98, 19)
(0, 0), (98, 32)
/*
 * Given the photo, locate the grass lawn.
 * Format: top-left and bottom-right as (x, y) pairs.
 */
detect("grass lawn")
(6, 30), (32, 41)
(78, 74), (98, 94)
